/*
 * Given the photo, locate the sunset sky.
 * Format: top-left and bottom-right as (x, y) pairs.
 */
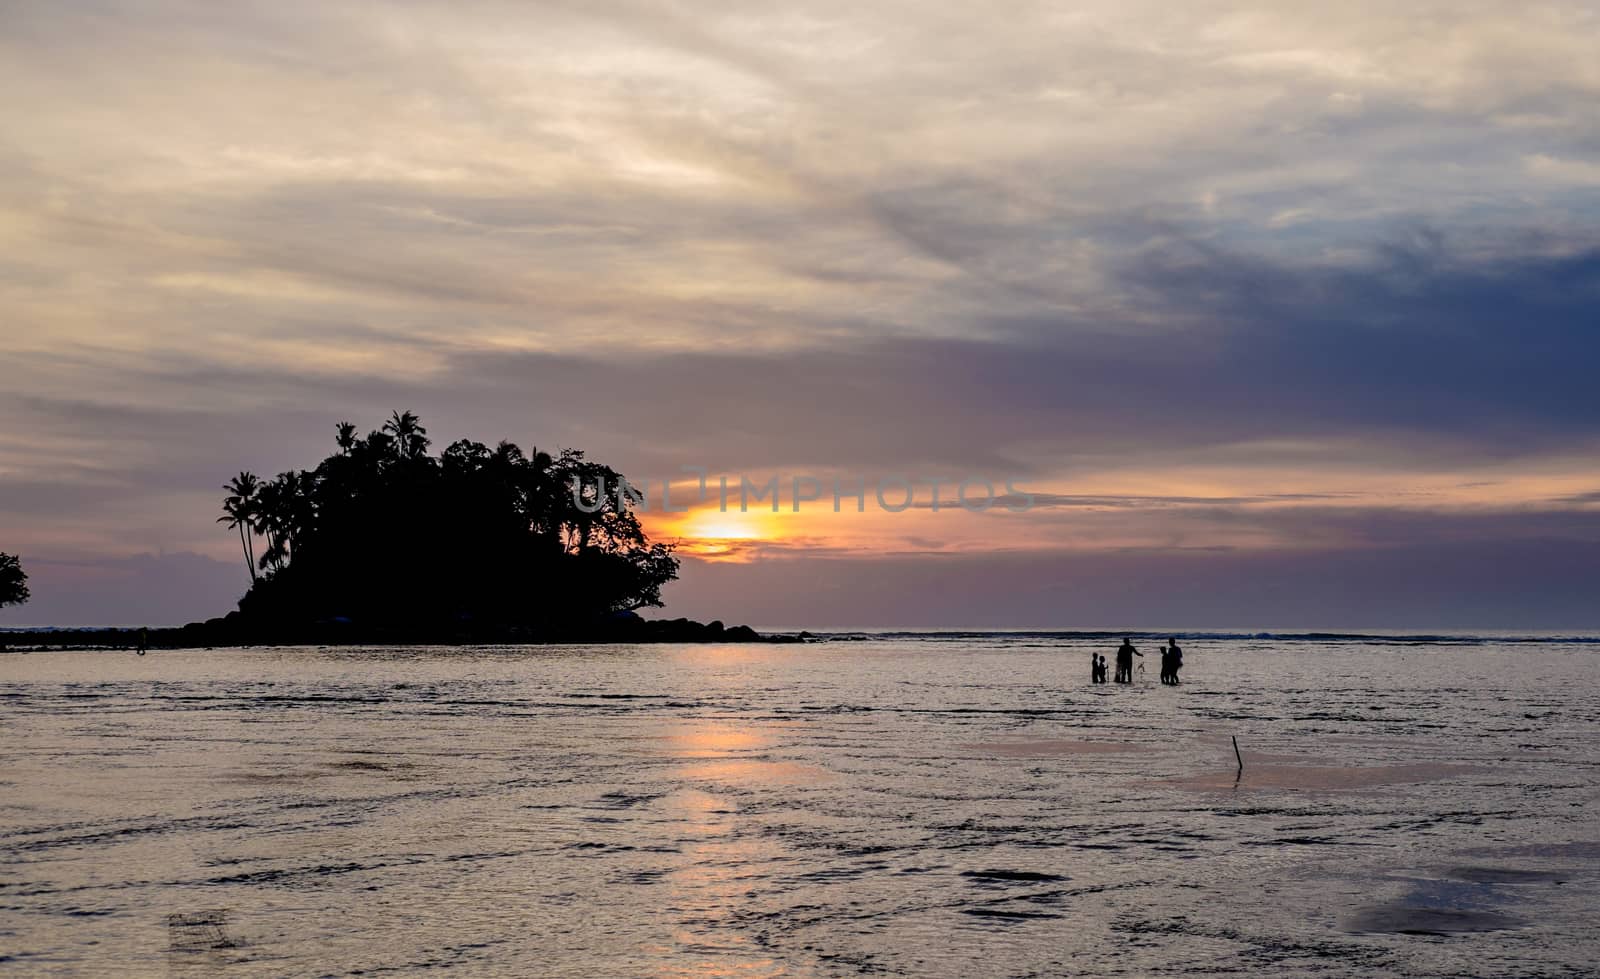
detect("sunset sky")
(3, 1), (1599, 629)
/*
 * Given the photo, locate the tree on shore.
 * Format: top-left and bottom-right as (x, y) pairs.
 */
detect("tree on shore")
(0, 552), (29, 609)
(218, 472), (260, 581)
(221, 413), (678, 628)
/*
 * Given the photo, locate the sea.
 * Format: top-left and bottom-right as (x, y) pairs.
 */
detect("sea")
(2, 633), (1597, 977)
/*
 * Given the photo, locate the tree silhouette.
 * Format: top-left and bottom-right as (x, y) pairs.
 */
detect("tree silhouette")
(250, 477), (287, 572)
(0, 552), (29, 609)
(217, 472), (260, 581)
(383, 410), (430, 461)
(335, 421), (358, 455)
(226, 412), (678, 629)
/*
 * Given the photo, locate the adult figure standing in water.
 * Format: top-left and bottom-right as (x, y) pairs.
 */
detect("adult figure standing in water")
(1165, 637), (1182, 684)
(1114, 638), (1141, 683)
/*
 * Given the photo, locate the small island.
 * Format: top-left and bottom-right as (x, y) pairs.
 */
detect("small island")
(10, 413), (798, 649)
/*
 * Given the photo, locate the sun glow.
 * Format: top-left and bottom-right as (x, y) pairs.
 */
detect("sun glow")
(684, 512), (767, 541)
(645, 506), (799, 560)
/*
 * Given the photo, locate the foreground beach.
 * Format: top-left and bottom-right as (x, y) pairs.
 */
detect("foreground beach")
(3, 635), (1597, 976)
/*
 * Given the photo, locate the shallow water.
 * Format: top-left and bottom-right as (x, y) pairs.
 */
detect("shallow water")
(2, 636), (1598, 977)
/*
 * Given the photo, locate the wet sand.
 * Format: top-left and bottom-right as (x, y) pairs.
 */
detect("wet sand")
(3, 636), (1598, 976)
(1158, 759), (1486, 792)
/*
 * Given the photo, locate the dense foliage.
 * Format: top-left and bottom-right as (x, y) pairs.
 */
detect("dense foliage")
(0, 552), (28, 608)
(219, 412), (678, 628)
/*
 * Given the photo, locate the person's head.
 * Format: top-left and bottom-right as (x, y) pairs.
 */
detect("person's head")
(1168, 637), (1176, 647)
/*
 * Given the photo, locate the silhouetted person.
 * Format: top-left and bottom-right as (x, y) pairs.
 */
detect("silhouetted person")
(1114, 638), (1141, 683)
(1165, 638), (1182, 684)
(1092, 653), (1107, 684)
(136, 627), (148, 656)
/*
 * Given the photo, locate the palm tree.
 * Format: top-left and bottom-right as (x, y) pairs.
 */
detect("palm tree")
(278, 470), (315, 557)
(336, 422), (358, 455)
(249, 472), (314, 573)
(252, 479), (285, 572)
(522, 446), (561, 545)
(383, 410), (430, 460)
(218, 472), (260, 581)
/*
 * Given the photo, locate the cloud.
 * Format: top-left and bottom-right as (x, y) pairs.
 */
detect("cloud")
(665, 536), (1600, 631)
(1526, 154), (1600, 186)
(1556, 489), (1600, 505)
(5, 231), (1600, 568)
(1, 1), (1598, 625)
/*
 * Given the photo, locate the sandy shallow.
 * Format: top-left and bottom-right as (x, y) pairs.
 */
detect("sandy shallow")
(3, 636), (1599, 977)
(964, 738), (1147, 756)
(1158, 759), (1487, 792)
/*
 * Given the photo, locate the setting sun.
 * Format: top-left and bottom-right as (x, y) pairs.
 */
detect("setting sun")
(650, 507), (795, 559)
(683, 512), (768, 542)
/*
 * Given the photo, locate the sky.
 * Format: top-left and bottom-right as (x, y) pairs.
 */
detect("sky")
(2, 0), (1599, 629)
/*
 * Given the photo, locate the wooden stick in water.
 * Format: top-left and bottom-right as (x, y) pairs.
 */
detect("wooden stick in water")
(1233, 735), (1244, 775)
